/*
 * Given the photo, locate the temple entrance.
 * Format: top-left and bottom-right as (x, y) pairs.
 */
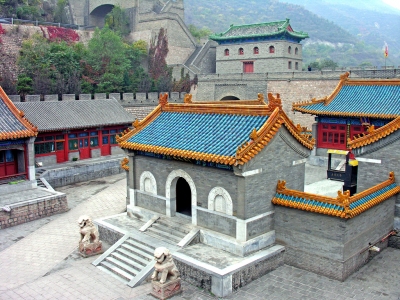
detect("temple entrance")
(176, 177), (192, 216)
(221, 96), (240, 100)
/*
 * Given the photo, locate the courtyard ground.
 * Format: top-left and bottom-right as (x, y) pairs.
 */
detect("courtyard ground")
(0, 167), (399, 300)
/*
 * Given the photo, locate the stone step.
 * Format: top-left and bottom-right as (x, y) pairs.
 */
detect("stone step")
(120, 242), (153, 260)
(118, 245), (153, 264)
(105, 256), (140, 276)
(155, 218), (192, 234)
(100, 261), (134, 282)
(110, 252), (146, 271)
(145, 227), (182, 244)
(97, 266), (129, 284)
(151, 222), (188, 237)
(125, 238), (154, 255)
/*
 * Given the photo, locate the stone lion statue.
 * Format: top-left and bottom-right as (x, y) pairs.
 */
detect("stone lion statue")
(151, 247), (180, 284)
(78, 215), (102, 255)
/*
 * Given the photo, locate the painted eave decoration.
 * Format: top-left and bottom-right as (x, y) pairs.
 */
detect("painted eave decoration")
(348, 116), (400, 149)
(0, 86), (37, 141)
(209, 18), (309, 43)
(292, 72), (400, 119)
(117, 93), (314, 166)
(272, 172), (400, 218)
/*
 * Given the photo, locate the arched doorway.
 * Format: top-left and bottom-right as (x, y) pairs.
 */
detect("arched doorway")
(89, 4), (114, 28)
(220, 96), (240, 100)
(176, 177), (192, 216)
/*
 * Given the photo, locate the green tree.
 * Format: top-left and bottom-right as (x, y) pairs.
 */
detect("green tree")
(81, 26), (129, 93)
(16, 74), (33, 98)
(105, 5), (130, 36)
(54, 0), (68, 23)
(188, 24), (213, 42)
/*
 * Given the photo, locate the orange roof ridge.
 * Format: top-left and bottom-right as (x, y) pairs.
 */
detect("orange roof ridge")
(0, 86), (37, 141)
(292, 72), (349, 109)
(349, 117), (400, 149)
(272, 172), (398, 218)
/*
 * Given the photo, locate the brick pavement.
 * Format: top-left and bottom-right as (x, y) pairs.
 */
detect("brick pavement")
(0, 175), (127, 292)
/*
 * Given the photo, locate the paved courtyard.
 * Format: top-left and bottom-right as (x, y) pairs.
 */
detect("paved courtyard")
(0, 170), (399, 300)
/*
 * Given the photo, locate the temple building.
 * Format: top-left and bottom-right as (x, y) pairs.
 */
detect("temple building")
(117, 93), (314, 256)
(0, 87), (37, 184)
(292, 72), (400, 154)
(209, 19), (309, 74)
(14, 99), (134, 166)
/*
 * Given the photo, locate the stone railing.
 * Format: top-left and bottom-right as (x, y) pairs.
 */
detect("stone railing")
(8, 92), (187, 106)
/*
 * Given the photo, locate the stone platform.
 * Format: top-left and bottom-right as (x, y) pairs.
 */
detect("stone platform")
(0, 186), (67, 229)
(95, 213), (284, 297)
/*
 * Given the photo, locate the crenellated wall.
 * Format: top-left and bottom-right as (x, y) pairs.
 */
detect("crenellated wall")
(8, 91), (187, 106)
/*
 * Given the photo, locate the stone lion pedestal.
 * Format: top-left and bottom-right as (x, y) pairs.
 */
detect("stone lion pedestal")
(151, 278), (182, 300)
(78, 215), (103, 257)
(150, 247), (182, 300)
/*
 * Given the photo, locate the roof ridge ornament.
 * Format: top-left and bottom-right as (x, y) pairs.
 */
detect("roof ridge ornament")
(340, 72), (350, 81)
(184, 94), (192, 104)
(159, 93), (168, 107)
(257, 93), (266, 105)
(250, 128), (258, 140)
(267, 93), (282, 110)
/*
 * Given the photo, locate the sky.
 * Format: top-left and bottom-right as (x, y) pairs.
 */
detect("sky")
(382, 0), (400, 10)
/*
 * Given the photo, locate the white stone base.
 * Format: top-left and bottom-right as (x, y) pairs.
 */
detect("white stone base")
(200, 229), (275, 257)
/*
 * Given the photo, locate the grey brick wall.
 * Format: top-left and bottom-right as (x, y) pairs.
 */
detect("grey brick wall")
(242, 127), (309, 219)
(274, 196), (395, 280)
(216, 41), (303, 74)
(353, 130), (400, 193)
(136, 190), (166, 214)
(197, 209), (236, 237)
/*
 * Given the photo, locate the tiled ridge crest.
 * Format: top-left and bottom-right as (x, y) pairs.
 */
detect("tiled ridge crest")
(272, 172), (399, 218)
(348, 116), (400, 149)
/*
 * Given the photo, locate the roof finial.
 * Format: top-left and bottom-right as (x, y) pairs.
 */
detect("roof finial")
(159, 93), (168, 106)
(184, 94), (192, 104)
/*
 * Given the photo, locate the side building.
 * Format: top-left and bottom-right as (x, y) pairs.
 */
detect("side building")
(15, 99), (134, 166)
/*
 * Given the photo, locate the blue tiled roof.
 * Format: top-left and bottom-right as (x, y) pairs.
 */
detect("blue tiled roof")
(297, 85), (400, 116)
(127, 112), (269, 156)
(0, 95), (28, 134)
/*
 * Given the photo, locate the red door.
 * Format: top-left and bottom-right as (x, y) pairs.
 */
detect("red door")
(243, 62), (254, 73)
(0, 150), (17, 178)
(79, 138), (90, 159)
(56, 141), (66, 163)
(101, 130), (111, 156)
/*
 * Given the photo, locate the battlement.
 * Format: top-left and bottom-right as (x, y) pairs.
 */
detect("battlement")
(7, 92), (187, 105)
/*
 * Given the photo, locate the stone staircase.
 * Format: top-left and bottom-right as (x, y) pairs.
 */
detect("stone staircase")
(94, 215), (195, 287)
(35, 169), (47, 189)
(144, 216), (193, 244)
(93, 235), (156, 287)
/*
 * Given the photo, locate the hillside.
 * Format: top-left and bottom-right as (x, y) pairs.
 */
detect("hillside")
(184, 0), (400, 67)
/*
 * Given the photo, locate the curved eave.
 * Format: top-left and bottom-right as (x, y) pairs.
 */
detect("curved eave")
(209, 29), (308, 42)
(0, 130), (37, 141)
(118, 142), (236, 166)
(348, 116), (400, 149)
(0, 87), (38, 138)
(292, 107), (398, 119)
(235, 108), (314, 165)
